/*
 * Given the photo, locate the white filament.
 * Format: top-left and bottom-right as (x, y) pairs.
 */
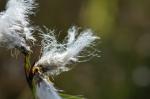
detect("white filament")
(35, 26), (100, 75)
(36, 76), (61, 99)
(0, 0), (36, 50)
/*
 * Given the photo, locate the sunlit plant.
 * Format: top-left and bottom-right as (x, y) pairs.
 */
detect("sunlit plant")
(0, 0), (100, 99)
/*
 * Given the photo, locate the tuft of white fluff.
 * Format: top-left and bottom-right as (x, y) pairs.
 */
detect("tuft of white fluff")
(35, 76), (61, 99)
(35, 26), (100, 75)
(0, 0), (36, 52)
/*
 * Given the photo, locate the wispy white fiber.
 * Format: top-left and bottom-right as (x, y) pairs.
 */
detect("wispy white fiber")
(0, 0), (36, 52)
(35, 26), (100, 75)
(35, 75), (61, 99)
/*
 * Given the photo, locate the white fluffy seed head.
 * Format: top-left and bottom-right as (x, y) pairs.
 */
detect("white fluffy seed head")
(35, 26), (100, 75)
(0, 0), (37, 52)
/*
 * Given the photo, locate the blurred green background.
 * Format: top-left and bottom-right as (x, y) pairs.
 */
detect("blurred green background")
(0, 0), (150, 99)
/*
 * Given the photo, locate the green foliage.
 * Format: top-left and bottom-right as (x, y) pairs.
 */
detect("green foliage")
(59, 93), (85, 99)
